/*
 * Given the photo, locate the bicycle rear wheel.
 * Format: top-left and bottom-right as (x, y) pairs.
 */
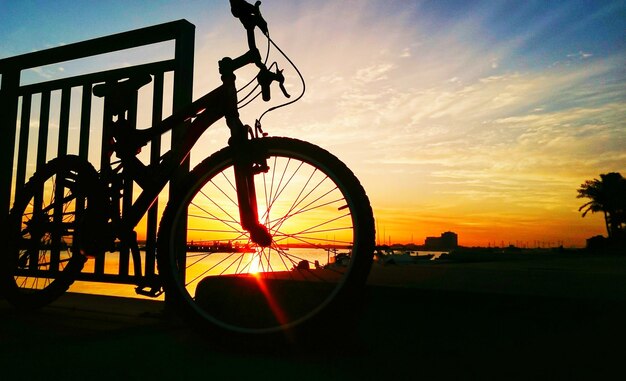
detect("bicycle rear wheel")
(0, 156), (100, 309)
(157, 137), (375, 335)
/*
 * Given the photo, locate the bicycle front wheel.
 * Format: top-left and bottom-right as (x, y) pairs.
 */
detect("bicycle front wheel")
(157, 137), (375, 335)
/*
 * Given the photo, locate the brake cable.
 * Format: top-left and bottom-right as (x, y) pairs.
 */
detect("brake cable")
(236, 30), (271, 100)
(238, 61), (279, 109)
(256, 34), (306, 123)
(235, 31), (306, 123)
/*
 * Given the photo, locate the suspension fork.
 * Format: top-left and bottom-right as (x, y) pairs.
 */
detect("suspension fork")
(228, 116), (272, 247)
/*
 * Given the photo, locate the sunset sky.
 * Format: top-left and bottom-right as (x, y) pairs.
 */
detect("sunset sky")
(1, 0), (625, 248)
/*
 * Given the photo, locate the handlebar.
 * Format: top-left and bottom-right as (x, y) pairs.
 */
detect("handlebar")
(230, 0), (268, 36)
(224, 0), (291, 103)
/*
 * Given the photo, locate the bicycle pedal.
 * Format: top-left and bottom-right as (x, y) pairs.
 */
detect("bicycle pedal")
(135, 285), (163, 298)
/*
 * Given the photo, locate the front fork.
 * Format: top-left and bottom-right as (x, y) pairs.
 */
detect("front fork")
(228, 116), (272, 247)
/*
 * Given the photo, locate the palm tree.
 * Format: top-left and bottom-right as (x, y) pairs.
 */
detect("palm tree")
(577, 172), (626, 239)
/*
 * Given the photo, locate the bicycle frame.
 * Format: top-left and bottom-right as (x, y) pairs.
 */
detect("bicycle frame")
(103, 84), (230, 232)
(93, 42), (272, 286)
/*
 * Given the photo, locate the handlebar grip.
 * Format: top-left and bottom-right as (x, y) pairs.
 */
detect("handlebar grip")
(261, 82), (271, 102)
(230, 0), (255, 18)
(257, 68), (273, 101)
(230, 0), (268, 35)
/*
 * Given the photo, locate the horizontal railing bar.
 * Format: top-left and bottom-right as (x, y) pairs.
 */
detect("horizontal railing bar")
(0, 19), (194, 72)
(17, 60), (175, 95)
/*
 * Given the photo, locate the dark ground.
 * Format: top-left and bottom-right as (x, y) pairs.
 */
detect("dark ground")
(2, 254), (625, 380)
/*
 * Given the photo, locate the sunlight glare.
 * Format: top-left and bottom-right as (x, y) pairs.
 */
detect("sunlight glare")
(248, 251), (262, 274)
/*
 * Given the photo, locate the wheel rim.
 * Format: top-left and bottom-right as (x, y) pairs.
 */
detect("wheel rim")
(168, 141), (370, 333)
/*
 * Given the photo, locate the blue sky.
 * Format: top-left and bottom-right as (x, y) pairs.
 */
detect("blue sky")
(1, 0), (625, 246)
(3, 1), (623, 65)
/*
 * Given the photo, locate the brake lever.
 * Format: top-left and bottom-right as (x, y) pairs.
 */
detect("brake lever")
(257, 66), (291, 101)
(276, 69), (291, 99)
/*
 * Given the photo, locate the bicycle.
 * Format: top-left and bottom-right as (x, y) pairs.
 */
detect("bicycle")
(1, 0), (375, 336)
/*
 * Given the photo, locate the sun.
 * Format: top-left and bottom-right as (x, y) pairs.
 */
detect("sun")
(248, 251), (262, 274)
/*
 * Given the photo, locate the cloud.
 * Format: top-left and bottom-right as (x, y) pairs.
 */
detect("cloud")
(567, 51), (593, 59)
(3, 0), (621, 246)
(209, 1), (626, 246)
(28, 67), (54, 80)
(354, 63), (395, 84)
(191, 2), (624, 247)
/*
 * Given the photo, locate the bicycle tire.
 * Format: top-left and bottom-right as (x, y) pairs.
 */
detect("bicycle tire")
(157, 137), (375, 336)
(0, 155), (101, 309)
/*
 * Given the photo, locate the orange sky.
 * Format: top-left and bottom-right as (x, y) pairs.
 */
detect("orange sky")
(3, 1), (625, 248)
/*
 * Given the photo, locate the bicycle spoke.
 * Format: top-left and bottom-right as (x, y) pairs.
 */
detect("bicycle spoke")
(196, 190), (240, 227)
(272, 231), (353, 247)
(160, 138), (374, 334)
(189, 200), (246, 241)
(206, 176), (239, 209)
(186, 251), (238, 286)
(269, 192), (344, 235)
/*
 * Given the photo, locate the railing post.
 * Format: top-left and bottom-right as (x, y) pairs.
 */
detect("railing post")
(170, 21), (195, 283)
(0, 70), (20, 216)
(172, 20), (195, 172)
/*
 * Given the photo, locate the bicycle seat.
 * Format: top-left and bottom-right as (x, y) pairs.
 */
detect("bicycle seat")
(93, 74), (152, 99)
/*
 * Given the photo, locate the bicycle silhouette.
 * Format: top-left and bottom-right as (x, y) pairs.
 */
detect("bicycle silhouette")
(1, 0), (375, 336)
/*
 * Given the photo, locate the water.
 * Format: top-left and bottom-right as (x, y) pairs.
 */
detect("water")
(69, 247), (338, 299)
(68, 248), (447, 299)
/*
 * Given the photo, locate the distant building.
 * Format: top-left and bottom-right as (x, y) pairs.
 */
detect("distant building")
(586, 235), (607, 251)
(425, 231), (458, 250)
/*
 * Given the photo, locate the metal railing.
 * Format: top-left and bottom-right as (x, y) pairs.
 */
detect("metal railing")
(0, 19), (195, 285)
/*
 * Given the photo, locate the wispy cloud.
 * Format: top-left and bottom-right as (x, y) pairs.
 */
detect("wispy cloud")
(240, 1), (625, 246)
(3, 0), (623, 246)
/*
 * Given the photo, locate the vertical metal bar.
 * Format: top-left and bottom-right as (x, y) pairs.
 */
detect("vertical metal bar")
(170, 22), (195, 284)
(15, 93), (32, 193)
(34, 90), (61, 270)
(171, 22), (195, 170)
(0, 70), (20, 215)
(36, 91), (51, 171)
(99, 85), (114, 173)
(95, 92), (114, 276)
(34, 90), (54, 270)
(30, 176), (44, 272)
(145, 72), (164, 278)
(119, 93), (140, 277)
(75, 84), (92, 239)
(51, 163), (64, 273)
(78, 84), (92, 160)
(58, 87), (71, 156)
(55, 87), (71, 273)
